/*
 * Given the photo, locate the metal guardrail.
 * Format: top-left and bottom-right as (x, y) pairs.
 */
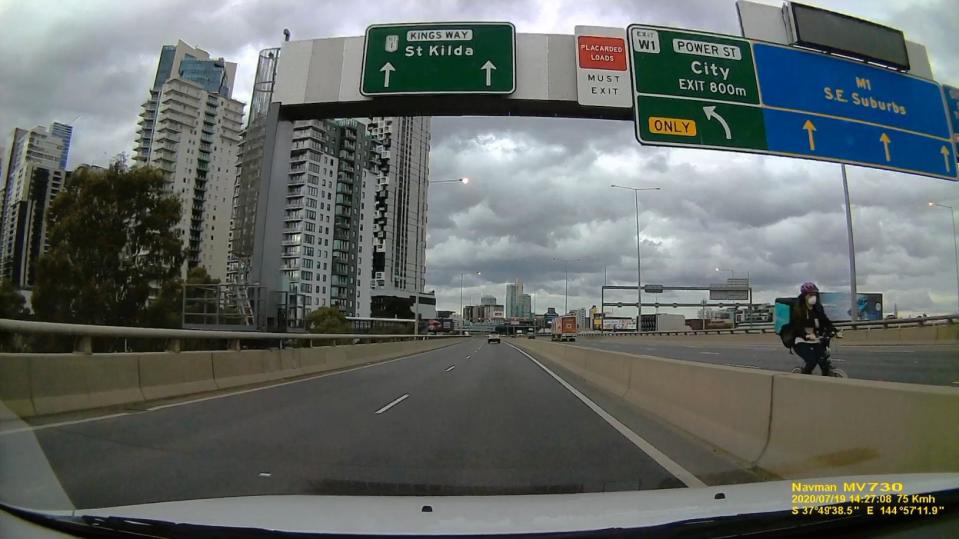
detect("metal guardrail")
(586, 314), (958, 337)
(0, 318), (458, 354)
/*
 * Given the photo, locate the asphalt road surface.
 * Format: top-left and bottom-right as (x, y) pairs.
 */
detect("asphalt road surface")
(0, 339), (752, 510)
(573, 338), (959, 387)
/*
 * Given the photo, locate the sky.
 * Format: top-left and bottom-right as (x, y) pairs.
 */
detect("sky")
(1, 0), (957, 318)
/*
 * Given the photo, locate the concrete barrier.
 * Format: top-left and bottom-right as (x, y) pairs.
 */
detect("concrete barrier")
(0, 355), (35, 417)
(29, 354), (143, 416)
(1, 338), (468, 419)
(513, 339), (959, 478)
(758, 376), (959, 478)
(139, 352), (216, 400)
(212, 349), (294, 389)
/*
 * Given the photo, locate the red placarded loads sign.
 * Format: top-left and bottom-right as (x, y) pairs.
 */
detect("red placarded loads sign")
(578, 36), (627, 70)
(574, 26), (631, 108)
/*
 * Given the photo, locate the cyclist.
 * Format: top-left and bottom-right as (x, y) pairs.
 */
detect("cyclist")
(787, 282), (838, 375)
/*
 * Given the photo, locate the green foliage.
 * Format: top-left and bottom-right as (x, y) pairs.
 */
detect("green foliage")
(0, 280), (27, 319)
(32, 166), (185, 327)
(306, 306), (352, 334)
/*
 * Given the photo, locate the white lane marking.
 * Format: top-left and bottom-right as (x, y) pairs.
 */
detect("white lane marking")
(445, 365), (456, 372)
(831, 358), (845, 362)
(375, 393), (410, 415)
(507, 344), (706, 488)
(258, 472), (272, 478)
(1, 341), (472, 436)
(699, 352), (720, 355)
(466, 355), (471, 360)
(0, 412), (132, 436)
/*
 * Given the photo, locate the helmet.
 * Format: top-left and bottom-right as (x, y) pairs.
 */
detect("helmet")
(800, 282), (819, 295)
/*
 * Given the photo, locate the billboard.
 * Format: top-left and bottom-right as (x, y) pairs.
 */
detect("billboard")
(602, 317), (636, 331)
(820, 292), (883, 321)
(709, 289), (750, 301)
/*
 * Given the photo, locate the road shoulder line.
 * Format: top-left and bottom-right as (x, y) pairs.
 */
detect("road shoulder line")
(507, 343), (706, 488)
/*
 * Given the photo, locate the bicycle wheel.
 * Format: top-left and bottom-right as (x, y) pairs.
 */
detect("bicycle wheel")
(830, 368), (847, 378)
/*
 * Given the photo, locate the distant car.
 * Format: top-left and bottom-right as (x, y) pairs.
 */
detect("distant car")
(526, 333), (535, 339)
(487, 334), (501, 344)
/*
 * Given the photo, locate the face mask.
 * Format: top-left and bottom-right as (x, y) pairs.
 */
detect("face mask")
(807, 296), (818, 306)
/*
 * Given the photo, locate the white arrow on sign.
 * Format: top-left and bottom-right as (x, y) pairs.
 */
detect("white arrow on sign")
(940, 145), (951, 173)
(380, 62), (395, 88)
(703, 106), (731, 140)
(481, 60), (496, 87)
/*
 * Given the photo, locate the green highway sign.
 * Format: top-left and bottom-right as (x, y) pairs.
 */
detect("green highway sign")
(637, 96), (767, 150)
(628, 25), (766, 150)
(361, 22), (515, 96)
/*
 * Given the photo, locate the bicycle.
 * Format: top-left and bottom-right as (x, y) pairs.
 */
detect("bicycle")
(790, 331), (847, 378)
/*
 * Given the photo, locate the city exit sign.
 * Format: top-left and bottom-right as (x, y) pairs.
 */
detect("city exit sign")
(361, 22), (516, 96)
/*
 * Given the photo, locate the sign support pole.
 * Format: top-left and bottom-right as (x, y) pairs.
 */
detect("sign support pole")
(635, 190), (642, 334)
(841, 164), (858, 321)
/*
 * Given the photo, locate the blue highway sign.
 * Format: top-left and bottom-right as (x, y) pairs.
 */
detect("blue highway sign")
(755, 44), (950, 138)
(944, 85), (959, 147)
(629, 25), (957, 181)
(752, 42), (955, 180)
(764, 108), (955, 178)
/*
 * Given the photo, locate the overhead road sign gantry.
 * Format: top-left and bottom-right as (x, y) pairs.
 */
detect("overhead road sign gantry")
(361, 22), (516, 96)
(627, 24), (956, 181)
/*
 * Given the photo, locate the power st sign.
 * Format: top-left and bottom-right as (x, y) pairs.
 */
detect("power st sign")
(628, 24), (956, 181)
(629, 26), (766, 151)
(361, 23), (515, 96)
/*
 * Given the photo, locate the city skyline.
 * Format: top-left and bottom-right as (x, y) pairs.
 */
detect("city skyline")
(1, 1), (957, 317)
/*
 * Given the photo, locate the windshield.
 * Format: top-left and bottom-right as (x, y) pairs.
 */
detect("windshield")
(1, 0), (957, 536)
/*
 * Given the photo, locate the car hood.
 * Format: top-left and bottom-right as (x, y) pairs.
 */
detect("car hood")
(10, 473), (958, 536)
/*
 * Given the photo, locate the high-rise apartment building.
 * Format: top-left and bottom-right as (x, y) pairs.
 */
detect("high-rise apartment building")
(273, 118), (381, 325)
(364, 117), (434, 319)
(506, 279), (526, 317)
(0, 123), (72, 288)
(481, 295), (497, 305)
(519, 293), (532, 318)
(226, 45), (433, 328)
(133, 40), (243, 279)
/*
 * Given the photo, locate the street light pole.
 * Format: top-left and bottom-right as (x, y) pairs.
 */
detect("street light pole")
(841, 164), (858, 321)
(413, 177), (469, 336)
(553, 257), (581, 313)
(611, 184), (661, 333)
(460, 270), (480, 318)
(929, 202), (959, 313)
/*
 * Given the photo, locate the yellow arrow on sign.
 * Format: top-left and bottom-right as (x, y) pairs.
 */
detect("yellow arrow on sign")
(879, 133), (891, 162)
(941, 145), (952, 173)
(802, 119), (816, 151)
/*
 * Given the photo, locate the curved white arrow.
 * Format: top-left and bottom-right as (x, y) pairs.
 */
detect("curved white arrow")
(703, 106), (731, 140)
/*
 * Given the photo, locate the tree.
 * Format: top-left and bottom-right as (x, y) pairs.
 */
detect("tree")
(0, 280), (27, 319)
(306, 306), (351, 334)
(32, 166), (184, 327)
